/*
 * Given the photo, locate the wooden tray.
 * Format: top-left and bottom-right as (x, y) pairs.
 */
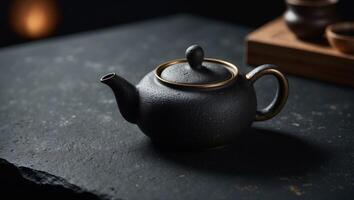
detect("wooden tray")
(246, 18), (354, 87)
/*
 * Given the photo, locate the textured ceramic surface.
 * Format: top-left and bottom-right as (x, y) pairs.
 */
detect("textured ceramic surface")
(136, 71), (256, 148)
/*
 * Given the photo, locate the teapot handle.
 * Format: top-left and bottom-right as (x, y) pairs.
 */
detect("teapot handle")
(246, 64), (289, 121)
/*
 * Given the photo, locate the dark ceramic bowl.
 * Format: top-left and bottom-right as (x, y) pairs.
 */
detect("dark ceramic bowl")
(284, 0), (339, 40)
(326, 22), (354, 54)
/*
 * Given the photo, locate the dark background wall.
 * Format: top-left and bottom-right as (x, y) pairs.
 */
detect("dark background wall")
(0, 0), (353, 48)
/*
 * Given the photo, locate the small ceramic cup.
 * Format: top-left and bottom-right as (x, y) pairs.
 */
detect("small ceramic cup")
(326, 22), (354, 54)
(284, 0), (339, 40)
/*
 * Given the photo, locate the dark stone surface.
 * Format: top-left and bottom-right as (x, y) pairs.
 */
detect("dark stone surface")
(0, 158), (109, 200)
(0, 15), (353, 199)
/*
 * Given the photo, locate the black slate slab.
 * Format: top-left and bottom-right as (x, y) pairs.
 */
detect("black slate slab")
(0, 158), (108, 200)
(0, 15), (353, 200)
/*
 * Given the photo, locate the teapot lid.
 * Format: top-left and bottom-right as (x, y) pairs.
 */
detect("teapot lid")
(155, 45), (238, 89)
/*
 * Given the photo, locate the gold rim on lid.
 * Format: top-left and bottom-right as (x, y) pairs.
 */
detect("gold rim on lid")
(154, 58), (238, 89)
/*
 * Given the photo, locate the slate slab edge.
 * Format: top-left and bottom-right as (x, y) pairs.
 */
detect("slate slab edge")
(0, 158), (114, 200)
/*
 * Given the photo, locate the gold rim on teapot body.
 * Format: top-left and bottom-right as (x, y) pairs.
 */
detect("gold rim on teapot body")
(154, 58), (238, 89)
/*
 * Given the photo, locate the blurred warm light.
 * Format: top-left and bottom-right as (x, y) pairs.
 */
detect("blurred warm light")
(10, 0), (59, 39)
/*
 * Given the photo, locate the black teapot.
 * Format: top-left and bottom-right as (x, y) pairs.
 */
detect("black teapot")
(100, 45), (289, 149)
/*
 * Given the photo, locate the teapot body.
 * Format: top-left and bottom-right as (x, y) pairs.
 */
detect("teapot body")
(136, 71), (257, 148)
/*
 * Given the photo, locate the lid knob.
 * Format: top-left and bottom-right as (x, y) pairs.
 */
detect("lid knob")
(186, 44), (204, 70)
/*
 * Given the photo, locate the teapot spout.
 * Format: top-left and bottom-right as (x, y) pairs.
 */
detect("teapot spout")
(100, 73), (138, 124)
